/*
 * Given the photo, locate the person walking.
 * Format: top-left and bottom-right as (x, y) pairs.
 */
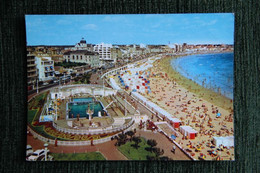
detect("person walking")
(172, 145), (176, 154)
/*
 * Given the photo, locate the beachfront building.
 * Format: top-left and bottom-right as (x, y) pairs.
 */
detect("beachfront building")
(71, 38), (93, 51)
(63, 50), (100, 68)
(111, 47), (122, 63)
(93, 43), (113, 66)
(35, 57), (55, 81)
(148, 45), (163, 53)
(174, 44), (183, 52)
(27, 51), (37, 88)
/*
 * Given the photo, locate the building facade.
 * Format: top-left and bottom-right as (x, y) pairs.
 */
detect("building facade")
(63, 50), (100, 68)
(93, 43), (113, 65)
(71, 38), (93, 51)
(35, 57), (55, 81)
(27, 51), (37, 87)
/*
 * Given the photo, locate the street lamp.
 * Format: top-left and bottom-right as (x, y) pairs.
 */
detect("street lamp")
(124, 91), (127, 116)
(63, 73), (65, 85)
(36, 69), (39, 93)
(44, 143), (48, 161)
(36, 79), (39, 94)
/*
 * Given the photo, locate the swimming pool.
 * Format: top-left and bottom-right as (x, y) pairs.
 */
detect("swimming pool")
(68, 98), (105, 119)
(73, 98), (93, 103)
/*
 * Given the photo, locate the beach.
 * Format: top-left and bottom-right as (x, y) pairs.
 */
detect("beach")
(138, 54), (234, 160)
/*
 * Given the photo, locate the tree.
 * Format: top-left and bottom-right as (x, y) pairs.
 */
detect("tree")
(154, 147), (164, 158)
(125, 130), (135, 141)
(132, 136), (141, 149)
(147, 139), (157, 149)
(115, 133), (127, 146)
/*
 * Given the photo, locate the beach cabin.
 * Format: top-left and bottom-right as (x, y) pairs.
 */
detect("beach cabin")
(168, 117), (182, 128)
(213, 136), (234, 147)
(180, 126), (198, 139)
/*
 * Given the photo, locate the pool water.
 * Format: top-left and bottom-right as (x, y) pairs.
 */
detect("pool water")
(73, 98), (93, 102)
(68, 98), (105, 118)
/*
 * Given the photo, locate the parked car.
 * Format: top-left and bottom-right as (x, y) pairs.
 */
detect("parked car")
(42, 82), (49, 86)
(27, 149), (49, 161)
(26, 145), (33, 157)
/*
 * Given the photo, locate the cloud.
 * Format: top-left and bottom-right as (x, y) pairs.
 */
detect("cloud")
(81, 24), (97, 30)
(102, 15), (129, 23)
(151, 23), (160, 28)
(204, 20), (217, 26)
(56, 19), (71, 25)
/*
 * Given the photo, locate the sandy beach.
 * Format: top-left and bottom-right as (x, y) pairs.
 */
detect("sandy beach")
(138, 54), (234, 160)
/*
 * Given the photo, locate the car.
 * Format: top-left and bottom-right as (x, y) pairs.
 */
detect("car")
(42, 82), (49, 86)
(26, 145), (33, 157)
(27, 149), (49, 161)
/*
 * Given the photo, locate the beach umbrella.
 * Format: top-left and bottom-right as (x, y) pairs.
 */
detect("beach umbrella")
(171, 135), (176, 140)
(216, 112), (221, 117)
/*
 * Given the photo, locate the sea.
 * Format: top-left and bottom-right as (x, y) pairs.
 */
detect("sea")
(170, 52), (234, 100)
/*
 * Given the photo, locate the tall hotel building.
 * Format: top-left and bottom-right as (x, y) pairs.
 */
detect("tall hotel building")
(35, 57), (55, 81)
(27, 51), (37, 88)
(93, 43), (113, 66)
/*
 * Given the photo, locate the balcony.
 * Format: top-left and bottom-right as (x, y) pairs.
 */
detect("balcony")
(27, 63), (36, 67)
(27, 69), (36, 73)
(27, 58), (35, 62)
(27, 73), (37, 78)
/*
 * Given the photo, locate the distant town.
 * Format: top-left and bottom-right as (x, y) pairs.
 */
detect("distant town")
(27, 38), (233, 91)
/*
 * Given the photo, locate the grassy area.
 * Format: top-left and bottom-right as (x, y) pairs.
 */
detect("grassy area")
(54, 61), (87, 68)
(28, 92), (48, 109)
(27, 109), (38, 124)
(159, 56), (233, 111)
(28, 91), (58, 140)
(50, 152), (106, 161)
(117, 137), (156, 160)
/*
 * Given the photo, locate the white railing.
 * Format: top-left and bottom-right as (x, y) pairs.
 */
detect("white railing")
(28, 120), (135, 146)
(130, 92), (163, 120)
(52, 119), (135, 135)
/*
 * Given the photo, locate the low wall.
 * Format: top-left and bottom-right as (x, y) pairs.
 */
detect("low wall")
(52, 119), (135, 135)
(28, 119), (135, 146)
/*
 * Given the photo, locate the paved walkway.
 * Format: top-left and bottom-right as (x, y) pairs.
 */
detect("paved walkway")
(27, 134), (127, 160)
(136, 130), (191, 160)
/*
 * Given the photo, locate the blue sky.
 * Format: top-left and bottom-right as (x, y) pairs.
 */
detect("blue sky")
(25, 14), (234, 45)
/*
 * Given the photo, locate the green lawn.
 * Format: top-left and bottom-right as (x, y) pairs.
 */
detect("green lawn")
(28, 92), (47, 109)
(50, 152), (106, 161)
(117, 137), (156, 160)
(27, 109), (38, 124)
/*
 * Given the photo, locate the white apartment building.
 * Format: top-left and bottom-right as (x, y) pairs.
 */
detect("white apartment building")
(93, 43), (113, 65)
(35, 57), (55, 81)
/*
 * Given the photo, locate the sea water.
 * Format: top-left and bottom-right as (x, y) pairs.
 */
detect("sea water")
(171, 53), (234, 99)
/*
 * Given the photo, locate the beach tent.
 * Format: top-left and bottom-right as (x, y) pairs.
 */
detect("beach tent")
(180, 126), (198, 139)
(131, 92), (175, 120)
(168, 117), (182, 128)
(213, 136), (234, 147)
(109, 78), (121, 90)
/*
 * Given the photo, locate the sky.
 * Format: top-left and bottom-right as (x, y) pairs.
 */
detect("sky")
(25, 14), (234, 46)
